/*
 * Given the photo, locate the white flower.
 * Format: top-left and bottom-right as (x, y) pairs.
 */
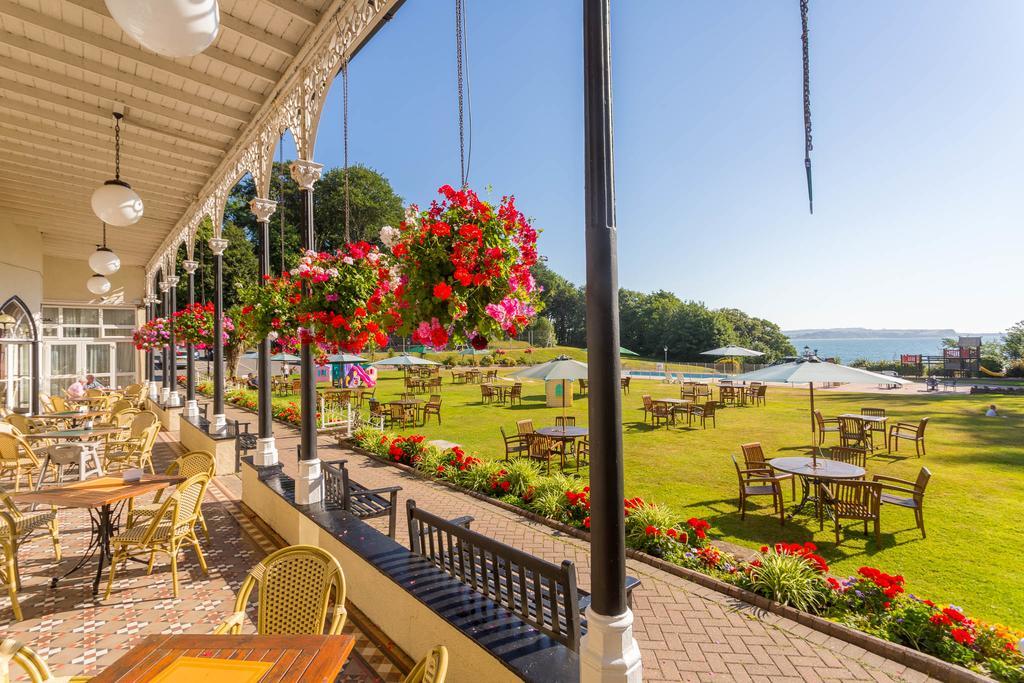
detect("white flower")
(379, 225), (399, 247)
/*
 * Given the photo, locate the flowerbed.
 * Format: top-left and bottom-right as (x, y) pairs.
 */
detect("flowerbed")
(353, 427), (1024, 682)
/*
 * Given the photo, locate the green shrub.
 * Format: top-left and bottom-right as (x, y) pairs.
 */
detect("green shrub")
(737, 551), (830, 612)
(502, 458), (540, 497)
(458, 460), (505, 493)
(529, 488), (569, 519)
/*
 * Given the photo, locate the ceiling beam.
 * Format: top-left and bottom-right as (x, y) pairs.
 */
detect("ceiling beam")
(261, 0), (320, 25)
(0, 175), (193, 214)
(0, 0), (266, 104)
(203, 45), (282, 84)
(0, 98), (221, 165)
(4, 146), (201, 202)
(0, 190), (184, 223)
(0, 119), (211, 178)
(0, 58), (243, 136)
(0, 76), (232, 151)
(218, 13), (300, 58)
(0, 198), (178, 231)
(1, 160), (195, 206)
(0, 30), (255, 122)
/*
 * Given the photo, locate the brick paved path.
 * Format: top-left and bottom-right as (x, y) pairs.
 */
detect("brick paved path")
(220, 402), (938, 682)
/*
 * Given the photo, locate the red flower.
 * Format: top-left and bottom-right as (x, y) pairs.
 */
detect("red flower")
(470, 334), (488, 350)
(430, 326), (449, 348)
(433, 282), (452, 301)
(500, 481), (511, 492)
(583, 517), (591, 529)
(950, 628), (975, 646)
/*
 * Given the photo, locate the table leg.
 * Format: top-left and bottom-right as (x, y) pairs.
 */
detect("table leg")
(92, 503), (114, 595)
(785, 476), (813, 521)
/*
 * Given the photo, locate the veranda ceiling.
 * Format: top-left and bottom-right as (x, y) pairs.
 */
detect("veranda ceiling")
(0, 0), (400, 269)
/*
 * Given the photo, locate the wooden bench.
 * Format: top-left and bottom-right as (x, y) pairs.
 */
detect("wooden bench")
(406, 500), (640, 652)
(323, 460), (401, 538)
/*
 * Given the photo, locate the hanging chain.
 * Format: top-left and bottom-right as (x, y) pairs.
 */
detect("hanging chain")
(342, 56), (351, 243)
(278, 133), (285, 274)
(800, 0), (814, 213)
(113, 113), (122, 181)
(455, 0), (467, 188)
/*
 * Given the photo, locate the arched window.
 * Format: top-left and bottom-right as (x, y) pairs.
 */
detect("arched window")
(0, 296), (37, 341)
(0, 297), (37, 411)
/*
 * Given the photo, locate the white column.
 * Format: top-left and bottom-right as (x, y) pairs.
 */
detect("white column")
(580, 607), (643, 683)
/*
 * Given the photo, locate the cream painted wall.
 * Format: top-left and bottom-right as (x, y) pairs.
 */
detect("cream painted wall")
(42, 255), (146, 305)
(0, 218), (44, 314)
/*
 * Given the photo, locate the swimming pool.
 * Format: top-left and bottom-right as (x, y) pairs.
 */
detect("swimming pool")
(625, 370), (727, 380)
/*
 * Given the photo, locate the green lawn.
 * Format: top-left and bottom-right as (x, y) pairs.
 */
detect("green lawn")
(258, 370), (1024, 627)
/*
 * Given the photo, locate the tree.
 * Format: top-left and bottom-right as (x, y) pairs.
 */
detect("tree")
(225, 303), (255, 378)
(717, 308), (796, 362)
(533, 263), (586, 347)
(528, 317), (557, 347)
(1003, 321), (1024, 361)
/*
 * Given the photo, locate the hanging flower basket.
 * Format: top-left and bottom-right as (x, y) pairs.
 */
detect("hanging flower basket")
(172, 302), (234, 348)
(237, 242), (399, 355)
(384, 184), (543, 350)
(132, 317), (170, 351)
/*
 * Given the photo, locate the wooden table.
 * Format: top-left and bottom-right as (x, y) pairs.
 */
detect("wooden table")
(652, 398), (692, 423)
(768, 456), (866, 522)
(717, 383), (747, 406)
(14, 475), (183, 593)
(482, 383), (511, 403)
(90, 634), (355, 683)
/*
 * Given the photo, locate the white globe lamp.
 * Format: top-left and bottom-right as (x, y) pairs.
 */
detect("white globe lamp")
(104, 0), (220, 58)
(87, 274), (112, 296)
(92, 112), (144, 227)
(88, 223), (121, 275)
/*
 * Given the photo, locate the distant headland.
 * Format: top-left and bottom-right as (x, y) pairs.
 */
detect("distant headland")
(784, 328), (981, 340)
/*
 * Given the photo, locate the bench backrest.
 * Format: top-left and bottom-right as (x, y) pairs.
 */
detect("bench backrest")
(406, 500), (582, 650)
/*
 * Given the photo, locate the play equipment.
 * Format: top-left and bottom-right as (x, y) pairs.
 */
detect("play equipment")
(980, 366), (1006, 378)
(347, 364), (377, 388)
(901, 336), (983, 378)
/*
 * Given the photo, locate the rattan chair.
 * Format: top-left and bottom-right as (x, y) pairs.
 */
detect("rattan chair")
(213, 545), (347, 636)
(404, 645), (448, 683)
(104, 473), (210, 599)
(1, 490), (61, 621)
(888, 417), (929, 456)
(0, 639), (90, 682)
(128, 451), (216, 539)
(813, 410), (840, 445)
(731, 455), (784, 525)
(103, 411), (160, 473)
(741, 442), (793, 498)
(873, 467), (931, 538)
(819, 480), (881, 545)
(0, 431), (52, 491)
(3, 414), (42, 436)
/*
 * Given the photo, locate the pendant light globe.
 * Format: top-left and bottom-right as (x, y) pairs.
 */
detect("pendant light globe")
(87, 273), (112, 296)
(104, 0), (220, 59)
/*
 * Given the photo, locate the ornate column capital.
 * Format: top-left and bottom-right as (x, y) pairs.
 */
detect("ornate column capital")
(182, 260), (199, 274)
(159, 280), (171, 293)
(249, 197), (278, 222)
(289, 160), (323, 191)
(209, 237), (229, 256)
(143, 295), (159, 305)
(165, 275), (180, 288)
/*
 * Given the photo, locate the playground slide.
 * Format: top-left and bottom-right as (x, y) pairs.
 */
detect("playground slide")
(980, 366), (1006, 378)
(348, 364), (377, 387)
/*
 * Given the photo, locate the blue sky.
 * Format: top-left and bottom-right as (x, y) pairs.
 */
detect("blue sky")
(288, 0), (1022, 333)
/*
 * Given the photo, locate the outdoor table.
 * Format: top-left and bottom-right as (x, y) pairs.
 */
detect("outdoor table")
(35, 441), (105, 489)
(768, 456), (865, 522)
(13, 474), (183, 594)
(718, 384), (746, 406)
(536, 426), (589, 444)
(90, 633), (355, 683)
(483, 383), (511, 403)
(652, 397), (692, 423)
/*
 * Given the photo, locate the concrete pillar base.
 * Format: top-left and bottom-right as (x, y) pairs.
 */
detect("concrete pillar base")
(183, 399), (199, 418)
(579, 607), (643, 683)
(148, 382), (159, 401)
(254, 437), (279, 467)
(212, 413), (227, 429)
(294, 458), (323, 505)
(160, 387), (170, 403)
(168, 390), (181, 407)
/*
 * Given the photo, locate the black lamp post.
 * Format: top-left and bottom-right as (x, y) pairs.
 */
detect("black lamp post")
(182, 260), (199, 416)
(209, 236), (229, 427)
(250, 197), (279, 466)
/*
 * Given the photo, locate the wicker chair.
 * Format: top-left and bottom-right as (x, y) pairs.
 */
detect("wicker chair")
(873, 467), (931, 538)
(103, 411), (160, 473)
(690, 401), (717, 429)
(819, 480), (882, 545)
(128, 451), (216, 540)
(420, 395), (442, 426)
(731, 455), (784, 525)
(104, 473), (210, 599)
(888, 417), (929, 456)
(404, 645), (449, 683)
(3, 414), (42, 436)
(0, 639), (90, 682)
(1, 490), (61, 621)
(741, 442), (793, 498)
(813, 410), (840, 445)
(213, 545), (347, 636)
(0, 431), (52, 491)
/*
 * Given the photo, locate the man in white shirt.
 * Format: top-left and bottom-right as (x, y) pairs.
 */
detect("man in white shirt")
(84, 374), (105, 390)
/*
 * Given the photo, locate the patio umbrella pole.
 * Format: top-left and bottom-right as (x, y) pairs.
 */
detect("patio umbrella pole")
(809, 381), (817, 466)
(580, 0), (642, 679)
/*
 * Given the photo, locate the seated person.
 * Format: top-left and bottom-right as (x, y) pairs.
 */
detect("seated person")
(65, 377), (86, 398)
(84, 374), (105, 390)
(246, 372), (259, 390)
(985, 404), (998, 417)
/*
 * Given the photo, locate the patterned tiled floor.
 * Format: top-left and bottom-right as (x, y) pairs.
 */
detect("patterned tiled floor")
(217, 401), (942, 683)
(1, 436), (405, 682)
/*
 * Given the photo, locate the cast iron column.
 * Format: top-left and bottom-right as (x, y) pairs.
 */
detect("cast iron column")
(290, 159), (323, 504)
(166, 275), (180, 406)
(182, 260), (199, 417)
(209, 237), (229, 427)
(579, 1), (642, 680)
(159, 280), (171, 403)
(249, 197), (279, 466)
(144, 295), (158, 399)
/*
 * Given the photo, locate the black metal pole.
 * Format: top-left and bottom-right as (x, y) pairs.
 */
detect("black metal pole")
(145, 299), (155, 383)
(299, 187), (317, 461)
(212, 240), (226, 421)
(257, 212), (273, 440)
(583, 0), (626, 618)
(186, 267), (196, 403)
(169, 278), (177, 398)
(162, 285), (171, 393)
(30, 340), (40, 415)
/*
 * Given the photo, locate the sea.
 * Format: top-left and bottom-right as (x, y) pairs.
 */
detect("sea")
(786, 336), (1003, 363)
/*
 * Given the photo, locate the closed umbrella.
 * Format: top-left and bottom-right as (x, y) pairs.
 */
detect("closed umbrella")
(700, 345), (764, 358)
(584, 346), (639, 357)
(240, 351), (300, 362)
(732, 357), (909, 458)
(326, 353), (366, 364)
(370, 354), (440, 367)
(509, 355), (589, 422)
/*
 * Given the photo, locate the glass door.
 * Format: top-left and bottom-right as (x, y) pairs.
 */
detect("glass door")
(47, 342), (79, 396)
(86, 342), (113, 388)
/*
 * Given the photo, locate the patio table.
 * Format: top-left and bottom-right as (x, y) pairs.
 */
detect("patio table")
(652, 398), (693, 423)
(90, 633), (355, 683)
(768, 456), (865, 522)
(482, 383), (511, 403)
(536, 425), (589, 445)
(13, 474), (183, 594)
(718, 384), (746, 406)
